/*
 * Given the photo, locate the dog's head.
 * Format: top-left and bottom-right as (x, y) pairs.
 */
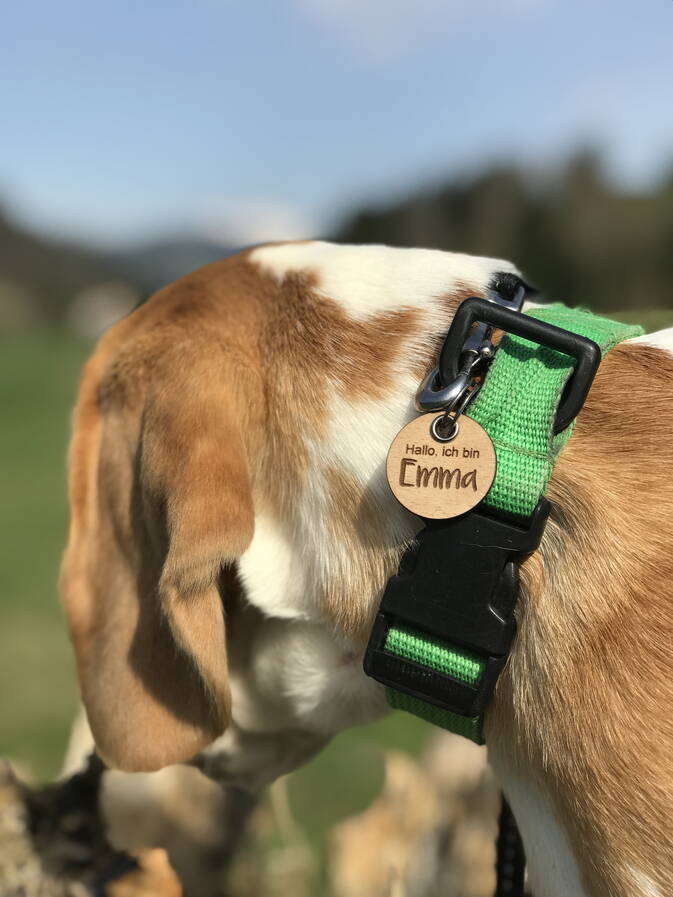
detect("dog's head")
(60, 241), (528, 771)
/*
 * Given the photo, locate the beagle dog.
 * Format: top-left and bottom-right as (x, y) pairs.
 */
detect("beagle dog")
(61, 242), (673, 897)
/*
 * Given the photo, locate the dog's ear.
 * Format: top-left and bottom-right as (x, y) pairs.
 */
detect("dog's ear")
(60, 344), (254, 772)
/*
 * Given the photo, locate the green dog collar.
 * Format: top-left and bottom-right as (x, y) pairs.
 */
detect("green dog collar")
(471, 305), (642, 521)
(366, 301), (642, 743)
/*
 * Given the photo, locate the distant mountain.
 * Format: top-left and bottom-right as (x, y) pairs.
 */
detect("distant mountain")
(105, 238), (238, 293)
(0, 204), (239, 324)
(0, 207), (118, 323)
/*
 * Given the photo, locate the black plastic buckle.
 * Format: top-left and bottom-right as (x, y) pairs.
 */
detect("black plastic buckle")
(364, 500), (550, 719)
(440, 297), (601, 433)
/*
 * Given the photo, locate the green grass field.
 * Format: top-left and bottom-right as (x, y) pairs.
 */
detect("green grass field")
(0, 331), (88, 774)
(1, 310), (671, 861)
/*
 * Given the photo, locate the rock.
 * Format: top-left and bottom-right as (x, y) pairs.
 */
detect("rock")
(328, 733), (500, 897)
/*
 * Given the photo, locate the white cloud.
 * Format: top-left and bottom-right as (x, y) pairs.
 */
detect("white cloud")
(197, 198), (318, 246)
(294, 0), (548, 62)
(295, 0), (453, 60)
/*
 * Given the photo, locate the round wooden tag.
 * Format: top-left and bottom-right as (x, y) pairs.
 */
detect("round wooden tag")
(386, 413), (496, 520)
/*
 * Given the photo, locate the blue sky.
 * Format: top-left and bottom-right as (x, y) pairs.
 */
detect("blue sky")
(2, 0), (673, 246)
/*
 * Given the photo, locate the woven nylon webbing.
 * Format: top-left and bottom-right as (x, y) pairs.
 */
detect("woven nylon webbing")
(468, 305), (643, 519)
(384, 305), (643, 742)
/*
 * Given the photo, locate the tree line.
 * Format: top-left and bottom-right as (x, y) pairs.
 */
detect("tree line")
(335, 150), (673, 311)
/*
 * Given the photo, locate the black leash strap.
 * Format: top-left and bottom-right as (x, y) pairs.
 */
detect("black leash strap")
(495, 794), (526, 896)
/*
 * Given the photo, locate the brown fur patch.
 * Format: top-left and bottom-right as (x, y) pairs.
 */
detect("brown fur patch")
(488, 341), (673, 895)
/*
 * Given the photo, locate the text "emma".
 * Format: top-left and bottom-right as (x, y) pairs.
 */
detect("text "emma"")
(398, 459), (478, 490)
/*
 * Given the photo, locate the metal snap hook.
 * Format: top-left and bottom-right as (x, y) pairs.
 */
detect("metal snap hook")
(415, 367), (472, 413)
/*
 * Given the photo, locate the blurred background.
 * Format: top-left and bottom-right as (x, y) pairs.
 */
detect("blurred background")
(2, 0), (673, 893)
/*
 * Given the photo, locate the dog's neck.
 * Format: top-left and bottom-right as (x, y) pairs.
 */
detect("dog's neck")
(242, 298), (673, 893)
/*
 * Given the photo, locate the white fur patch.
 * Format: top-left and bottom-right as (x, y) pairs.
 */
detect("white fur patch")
(629, 326), (673, 355)
(321, 381), (421, 538)
(243, 618), (388, 733)
(237, 510), (317, 621)
(488, 756), (589, 897)
(250, 241), (518, 319)
(60, 705), (95, 778)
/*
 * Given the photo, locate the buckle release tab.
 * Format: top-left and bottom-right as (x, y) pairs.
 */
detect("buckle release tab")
(363, 500), (550, 720)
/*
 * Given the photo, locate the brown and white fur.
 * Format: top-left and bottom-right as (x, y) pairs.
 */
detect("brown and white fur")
(60, 242), (673, 897)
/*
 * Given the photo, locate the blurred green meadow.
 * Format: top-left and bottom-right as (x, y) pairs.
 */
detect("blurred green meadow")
(1, 310), (671, 849)
(0, 330), (87, 775)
